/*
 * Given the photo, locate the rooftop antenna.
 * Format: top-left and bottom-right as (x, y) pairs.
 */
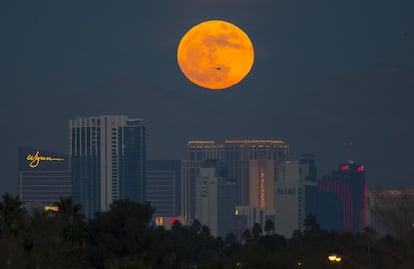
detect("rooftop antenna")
(347, 140), (353, 164)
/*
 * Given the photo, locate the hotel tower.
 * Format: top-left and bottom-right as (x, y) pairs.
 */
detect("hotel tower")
(70, 115), (146, 218)
(182, 139), (289, 220)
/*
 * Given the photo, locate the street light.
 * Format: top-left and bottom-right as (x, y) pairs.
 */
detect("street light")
(328, 254), (342, 263)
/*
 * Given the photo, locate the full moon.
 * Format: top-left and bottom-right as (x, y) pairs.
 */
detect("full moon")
(177, 20), (254, 90)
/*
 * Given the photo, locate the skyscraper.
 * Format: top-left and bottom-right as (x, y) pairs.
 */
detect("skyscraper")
(275, 154), (318, 237)
(366, 189), (414, 236)
(318, 161), (367, 233)
(18, 147), (71, 212)
(182, 139), (289, 220)
(70, 115), (145, 218)
(146, 160), (181, 217)
(195, 160), (237, 237)
(224, 139), (289, 208)
(182, 141), (224, 219)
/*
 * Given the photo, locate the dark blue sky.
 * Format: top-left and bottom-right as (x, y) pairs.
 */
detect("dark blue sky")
(1, 0), (414, 194)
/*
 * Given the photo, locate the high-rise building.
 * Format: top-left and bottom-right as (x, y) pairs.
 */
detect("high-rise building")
(195, 160), (237, 237)
(182, 139), (289, 220)
(367, 189), (414, 236)
(18, 147), (71, 211)
(182, 141), (224, 219)
(318, 161), (367, 233)
(248, 159), (275, 210)
(146, 160), (181, 217)
(70, 115), (145, 218)
(275, 154), (318, 238)
(224, 139), (289, 207)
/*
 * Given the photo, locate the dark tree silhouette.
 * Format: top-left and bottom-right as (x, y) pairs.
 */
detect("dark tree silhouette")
(242, 228), (251, 242)
(264, 219), (275, 235)
(0, 192), (26, 238)
(252, 223), (262, 240)
(54, 197), (86, 244)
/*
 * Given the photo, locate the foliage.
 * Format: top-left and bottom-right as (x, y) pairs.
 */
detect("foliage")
(0, 192), (27, 238)
(264, 218), (275, 235)
(0, 194), (413, 268)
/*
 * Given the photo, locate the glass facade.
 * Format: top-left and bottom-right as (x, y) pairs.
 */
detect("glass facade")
(146, 160), (181, 217)
(70, 116), (145, 218)
(318, 161), (367, 233)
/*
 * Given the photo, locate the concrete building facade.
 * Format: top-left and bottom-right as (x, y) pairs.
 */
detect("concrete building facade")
(275, 154), (318, 238)
(195, 160), (237, 237)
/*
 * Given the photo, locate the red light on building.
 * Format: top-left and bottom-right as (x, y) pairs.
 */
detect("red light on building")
(340, 165), (349, 171)
(155, 217), (163, 225)
(168, 217), (181, 225)
(357, 165), (364, 172)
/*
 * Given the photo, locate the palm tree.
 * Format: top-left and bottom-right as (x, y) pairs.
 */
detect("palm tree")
(252, 223), (262, 240)
(242, 228), (251, 242)
(54, 196), (83, 224)
(264, 219), (275, 235)
(303, 214), (321, 240)
(0, 193), (28, 268)
(0, 192), (26, 238)
(53, 197), (85, 244)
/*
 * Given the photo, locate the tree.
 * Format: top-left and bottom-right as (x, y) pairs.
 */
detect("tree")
(0, 193), (29, 268)
(224, 232), (237, 247)
(86, 199), (155, 267)
(54, 196), (83, 224)
(191, 219), (202, 234)
(0, 192), (26, 238)
(252, 223), (262, 240)
(264, 219), (275, 235)
(200, 225), (211, 239)
(303, 214), (321, 240)
(224, 233), (241, 257)
(26, 208), (87, 269)
(171, 219), (183, 231)
(54, 197), (86, 244)
(242, 228), (251, 242)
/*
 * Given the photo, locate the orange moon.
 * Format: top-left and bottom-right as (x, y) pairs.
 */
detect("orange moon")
(177, 20), (254, 90)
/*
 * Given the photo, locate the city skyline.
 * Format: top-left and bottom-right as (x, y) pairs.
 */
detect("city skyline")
(12, 131), (396, 237)
(2, 1), (414, 194)
(14, 136), (368, 234)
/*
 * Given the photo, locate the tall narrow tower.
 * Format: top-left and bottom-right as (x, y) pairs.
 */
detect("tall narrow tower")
(195, 160), (237, 237)
(275, 154), (318, 237)
(70, 115), (146, 218)
(182, 141), (224, 219)
(318, 161), (367, 233)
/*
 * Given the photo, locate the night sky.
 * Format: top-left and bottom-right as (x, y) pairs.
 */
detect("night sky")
(1, 0), (414, 194)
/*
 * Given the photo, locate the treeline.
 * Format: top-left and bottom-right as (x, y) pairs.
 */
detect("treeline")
(0, 193), (413, 269)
